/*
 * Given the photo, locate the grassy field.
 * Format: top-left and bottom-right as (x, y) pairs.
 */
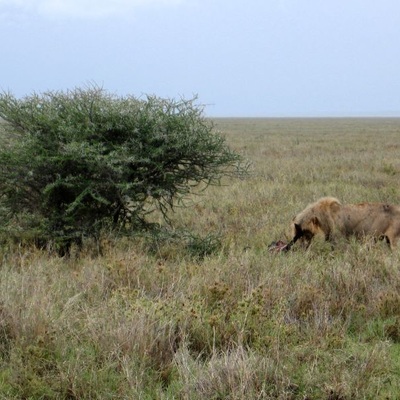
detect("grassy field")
(1, 118), (400, 399)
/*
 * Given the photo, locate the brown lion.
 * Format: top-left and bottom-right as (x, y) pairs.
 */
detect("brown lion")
(285, 197), (400, 251)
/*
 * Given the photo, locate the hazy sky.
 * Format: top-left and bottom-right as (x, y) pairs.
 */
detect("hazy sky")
(1, 0), (400, 117)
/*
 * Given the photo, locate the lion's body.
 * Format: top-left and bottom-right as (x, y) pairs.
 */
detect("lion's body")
(289, 197), (400, 250)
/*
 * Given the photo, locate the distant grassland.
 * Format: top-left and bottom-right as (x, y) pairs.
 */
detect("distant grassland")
(1, 118), (400, 399)
(183, 118), (400, 248)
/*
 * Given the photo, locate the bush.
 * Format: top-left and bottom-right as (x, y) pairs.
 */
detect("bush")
(0, 86), (243, 255)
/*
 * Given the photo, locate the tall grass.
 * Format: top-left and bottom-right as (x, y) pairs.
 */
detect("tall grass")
(1, 118), (400, 399)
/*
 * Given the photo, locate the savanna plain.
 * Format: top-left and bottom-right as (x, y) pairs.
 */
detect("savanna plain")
(1, 118), (400, 399)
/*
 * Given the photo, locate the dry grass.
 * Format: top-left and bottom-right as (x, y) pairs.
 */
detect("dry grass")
(1, 118), (400, 399)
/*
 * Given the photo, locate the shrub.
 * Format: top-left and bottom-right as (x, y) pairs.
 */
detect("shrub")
(0, 86), (243, 255)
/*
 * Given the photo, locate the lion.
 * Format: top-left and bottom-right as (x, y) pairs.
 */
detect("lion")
(284, 197), (400, 251)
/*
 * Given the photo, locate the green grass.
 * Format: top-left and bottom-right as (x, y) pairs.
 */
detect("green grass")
(1, 118), (400, 399)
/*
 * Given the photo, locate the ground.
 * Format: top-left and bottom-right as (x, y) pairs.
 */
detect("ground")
(1, 118), (400, 399)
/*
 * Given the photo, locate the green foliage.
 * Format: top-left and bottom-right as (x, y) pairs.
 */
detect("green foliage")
(0, 87), (242, 254)
(144, 228), (222, 260)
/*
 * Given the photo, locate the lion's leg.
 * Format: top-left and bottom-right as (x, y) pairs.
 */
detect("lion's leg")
(387, 236), (396, 250)
(324, 232), (336, 250)
(384, 227), (398, 250)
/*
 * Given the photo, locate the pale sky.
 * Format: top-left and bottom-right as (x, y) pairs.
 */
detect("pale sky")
(1, 0), (400, 117)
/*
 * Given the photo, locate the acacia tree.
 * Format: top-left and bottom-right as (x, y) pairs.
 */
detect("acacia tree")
(0, 87), (243, 254)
